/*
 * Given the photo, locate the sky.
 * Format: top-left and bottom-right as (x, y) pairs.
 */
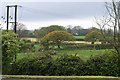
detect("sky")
(0, 0), (114, 30)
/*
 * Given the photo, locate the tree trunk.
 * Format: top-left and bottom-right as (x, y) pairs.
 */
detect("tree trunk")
(91, 42), (94, 44)
(58, 45), (60, 49)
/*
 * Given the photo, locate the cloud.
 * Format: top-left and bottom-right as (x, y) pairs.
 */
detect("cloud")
(1, 2), (108, 30)
(19, 17), (98, 30)
(1, 2), (107, 22)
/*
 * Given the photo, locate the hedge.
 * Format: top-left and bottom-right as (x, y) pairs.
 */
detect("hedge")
(8, 52), (119, 76)
(62, 43), (113, 50)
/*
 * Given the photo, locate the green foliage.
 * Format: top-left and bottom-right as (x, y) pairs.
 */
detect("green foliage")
(89, 27), (100, 32)
(40, 37), (49, 49)
(74, 36), (85, 41)
(57, 49), (113, 61)
(85, 31), (102, 44)
(10, 51), (119, 76)
(35, 25), (66, 39)
(74, 36), (85, 39)
(11, 54), (84, 75)
(2, 30), (20, 74)
(41, 30), (75, 49)
(19, 39), (34, 52)
(84, 53), (119, 76)
(48, 54), (84, 76)
(16, 49), (112, 61)
(11, 53), (53, 75)
(63, 43), (113, 50)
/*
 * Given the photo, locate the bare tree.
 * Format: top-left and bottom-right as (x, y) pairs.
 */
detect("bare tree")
(11, 23), (27, 31)
(11, 23), (27, 37)
(95, 0), (120, 54)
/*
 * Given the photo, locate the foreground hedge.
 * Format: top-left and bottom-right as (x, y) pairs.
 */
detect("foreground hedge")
(2, 31), (20, 74)
(9, 53), (119, 76)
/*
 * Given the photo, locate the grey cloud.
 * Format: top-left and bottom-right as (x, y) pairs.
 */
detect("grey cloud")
(1, 2), (107, 22)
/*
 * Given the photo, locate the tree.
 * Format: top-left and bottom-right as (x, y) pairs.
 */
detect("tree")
(67, 26), (90, 36)
(11, 23), (27, 38)
(17, 23), (27, 38)
(41, 30), (75, 49)
(95, 1), (120, 54)
(35, 25), (66, 40)
(11, 23), (27, 31)
(67, 26), (84, 36)
(85, 30), (102, 44)
(88, 27), (100, 32)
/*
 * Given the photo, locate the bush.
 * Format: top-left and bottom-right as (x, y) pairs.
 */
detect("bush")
(104, 53), (119, 76)
(48, 54), (85, 76)
(63, 43), (113, 50)
(11, 54), (84, 75)
(10, 51), (119, 76)
(11, 53), (52, 75)
(2, 30), (20, 74)
(84, 53), (119, 76)
(19, 39), (34, 52)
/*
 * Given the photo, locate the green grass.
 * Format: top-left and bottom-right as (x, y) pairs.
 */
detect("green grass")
(57, 49), (112, 60)
(17, 49), (113, 61)
(74, 36), (85, 39)
(17, 52), (45, 61)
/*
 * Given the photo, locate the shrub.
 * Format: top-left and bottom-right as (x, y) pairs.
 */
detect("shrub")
(84, 54), (109, 75)
(19, 39), (34, 52)
(48, 54), (85, 76)
(2, 30), (20, 74)
(104, 53), (119, 76)
(11, 54), (84, 75)
(63, 43), (113, 50)
(10, 51), (119, 76)
(84, 53), (119, 76)
(11, 53), (52, 75)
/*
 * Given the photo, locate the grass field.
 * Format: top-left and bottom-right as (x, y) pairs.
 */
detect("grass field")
(17, 49), (113, 61)
(74, 36), (85, 39)
(57, 49), (112, 60)
(21, 38), (38, 42)
(21, 36), (86, 42)
(65, 41), (101, 44)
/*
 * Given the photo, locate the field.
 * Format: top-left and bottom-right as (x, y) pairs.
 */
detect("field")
(65, 41), (101, 44)
(21, 38), (38, 42)
(17, 49), (112, 61)
(3, 32), (119, 77)
(21, 36), (86, 42)
(74, 36), (85, 39)
(57, 49), (112, 60)
(2, 1), (120, 77)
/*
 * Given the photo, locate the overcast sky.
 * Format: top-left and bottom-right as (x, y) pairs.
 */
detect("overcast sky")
(0, 1), (112, 30)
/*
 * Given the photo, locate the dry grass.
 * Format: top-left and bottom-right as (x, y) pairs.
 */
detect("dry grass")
(21, 38), (38, 42)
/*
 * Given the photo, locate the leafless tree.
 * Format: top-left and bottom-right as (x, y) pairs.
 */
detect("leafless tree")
(95, 0), (120, 54)
(11, 23), (27, 31)
(11, 23), (27, 37)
